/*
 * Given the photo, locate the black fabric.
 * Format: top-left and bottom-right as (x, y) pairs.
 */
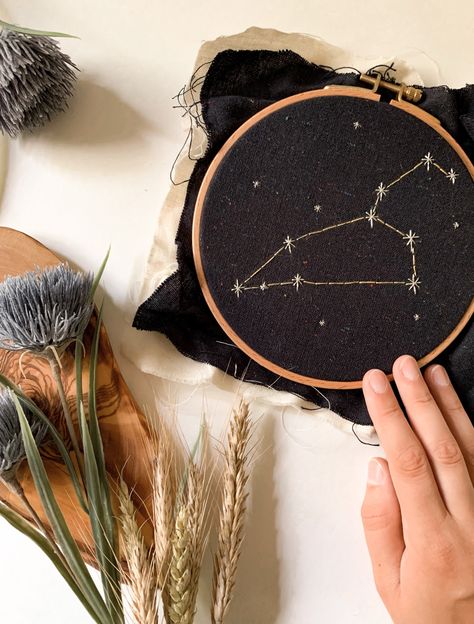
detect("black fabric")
(198, 95), (473, 381)
(134, 49), (474, 426)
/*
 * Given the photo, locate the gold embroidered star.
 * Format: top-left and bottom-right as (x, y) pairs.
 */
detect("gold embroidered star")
(406, 274), (421, 295)
(292, 274), (303, 291)
(232, 279), (243, 298)
(252, 180), (261, 188)
(313, 204), (322, 213)
(283, 236), (295, 253)
(353, 121), (362, 130)
(453, 221), (460, 229)
(445, 168), (458, 184)
(403, 229), (419, 252)
(365, 206), (377, 228)
(413, 313), (420, 321)
(319, 319), (326, 326)
(375, 182), (388, 203)
(259, 282), (268, 291)
(421, 152), (434, 171)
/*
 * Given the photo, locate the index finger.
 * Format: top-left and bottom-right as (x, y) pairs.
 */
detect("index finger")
(362, 368), (447, 531)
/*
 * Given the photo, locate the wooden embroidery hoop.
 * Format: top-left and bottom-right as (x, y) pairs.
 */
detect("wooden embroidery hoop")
(192, 83), (474, 389)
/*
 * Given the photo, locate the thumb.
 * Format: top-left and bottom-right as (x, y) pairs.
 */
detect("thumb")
(361, 457), (404, 601)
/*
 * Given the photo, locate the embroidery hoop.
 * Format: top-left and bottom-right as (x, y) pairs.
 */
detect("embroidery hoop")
(192, 84), (474, 389)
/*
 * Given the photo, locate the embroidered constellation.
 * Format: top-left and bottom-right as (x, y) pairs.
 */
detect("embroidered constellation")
(231, 154), (458, 298)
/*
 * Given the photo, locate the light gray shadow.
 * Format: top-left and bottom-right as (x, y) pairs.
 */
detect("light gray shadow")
(39, 77), (150, 146)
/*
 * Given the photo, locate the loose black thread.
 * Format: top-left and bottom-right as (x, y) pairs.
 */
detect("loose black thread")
(167, 58), (404, 187)
(166, 53), (409, 439)
(352, 422), (380, 446)
(169, 60), (212, 186)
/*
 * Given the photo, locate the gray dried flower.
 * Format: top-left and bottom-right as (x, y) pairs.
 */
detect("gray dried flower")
(0, 389), (48, 483)
(0, 29), (77, 137)
(0, 264), (94, 353)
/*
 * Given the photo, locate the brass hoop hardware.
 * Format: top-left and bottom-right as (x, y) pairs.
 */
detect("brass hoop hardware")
(360, 73), (423, 103)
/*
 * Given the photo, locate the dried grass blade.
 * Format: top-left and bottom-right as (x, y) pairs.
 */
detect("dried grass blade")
(0, 19), (78, 38)
(0, 372), (88, 512)
(0, 501), (101, 623)
(78, 401), (123, 623)
(15, 395), (112, 624)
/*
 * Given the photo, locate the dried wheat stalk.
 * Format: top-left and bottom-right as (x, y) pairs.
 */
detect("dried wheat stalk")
(118, 479), (157, 624)
(186, 462), (207, 614)
(152, 418), (177, 615)
(166, 451), (208, 624)
(211, 401), (252, 624)
(167, 503), (195, 624)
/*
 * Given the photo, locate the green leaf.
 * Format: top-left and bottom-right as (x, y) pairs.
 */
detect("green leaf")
(177, 421), (207, 500)
(0, 19), (78, 38)
(87, 307), (114, 534)
(14, 396), (113, 624)
(83, 305), (123, 622)
(0, 502), (102, 623)
(0, 373), (88, 514)
(90, 248), (111, 301)
(78, 401), (124, 622)
(88, 306), (108, 482)
(75, 338), (84, 438)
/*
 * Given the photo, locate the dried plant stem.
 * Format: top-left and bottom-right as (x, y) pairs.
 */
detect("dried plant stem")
(45, 350), (85, 482)
(167, 460), (207, 624)
(186, 463), (207, 613)
(211, 401), (252, 624)
(6, 475), (48, 534)
(153, 447), (174, 593)
(3, 475), (70, 569)
(118, 480), (156, 624)
(152, 417), (180, 621)
(167, 504), (196, 624)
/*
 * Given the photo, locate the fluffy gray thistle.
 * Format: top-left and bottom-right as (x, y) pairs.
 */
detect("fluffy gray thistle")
(0, 264), (94, 354)
(0, 29), (77, 137)
(0, 263), (94, 482)
(0, 388), (48, 485)
(0, 388), (50, 537)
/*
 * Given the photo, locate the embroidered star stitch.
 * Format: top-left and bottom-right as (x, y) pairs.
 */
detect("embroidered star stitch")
(232, 154), (456, 299)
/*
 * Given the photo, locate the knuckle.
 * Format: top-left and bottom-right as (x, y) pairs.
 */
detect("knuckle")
(395, 444), (428, 478)
(411, 390), (434, 408)
(378, 403), (402, 420)
(464, 445), (474, 470)
(431, 439), (463, 466)
(447, 400), (467, 419)
(361, 502), (395, 532)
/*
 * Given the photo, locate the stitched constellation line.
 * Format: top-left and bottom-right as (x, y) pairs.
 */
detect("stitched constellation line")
(231, 152), (458, 298)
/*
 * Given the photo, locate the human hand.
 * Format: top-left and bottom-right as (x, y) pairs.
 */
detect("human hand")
(361, 355), (474, 624)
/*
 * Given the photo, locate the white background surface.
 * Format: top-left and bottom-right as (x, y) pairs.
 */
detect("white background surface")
(0, 1), (473, 623)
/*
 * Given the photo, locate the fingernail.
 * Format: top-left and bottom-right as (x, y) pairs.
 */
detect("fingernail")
(367, 370), (389, 394)
(368, 458), (385, 485)
(431, 365), (450, 387)
(399, 355), (421, 381)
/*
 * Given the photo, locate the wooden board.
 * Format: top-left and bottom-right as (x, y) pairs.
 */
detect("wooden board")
(0, 227), (153, 561)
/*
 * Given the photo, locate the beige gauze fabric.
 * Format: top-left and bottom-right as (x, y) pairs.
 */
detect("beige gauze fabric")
(123, 27), (440, 433)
